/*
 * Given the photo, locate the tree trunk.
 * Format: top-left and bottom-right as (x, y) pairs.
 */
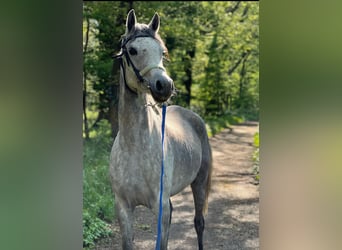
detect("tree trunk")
(83, 17), (90, 140)
(83, 78), (89, 140)
(106, 1), (129, 139)
(238, 53), (249, 107)
(183, 48), (195, 107)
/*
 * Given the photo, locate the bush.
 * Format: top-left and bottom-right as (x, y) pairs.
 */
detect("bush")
(83, 120), (115, 247)
(83, 210), (112, 248)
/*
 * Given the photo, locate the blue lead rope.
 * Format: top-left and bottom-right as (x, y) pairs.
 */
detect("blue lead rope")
(155, 104), (167, 250)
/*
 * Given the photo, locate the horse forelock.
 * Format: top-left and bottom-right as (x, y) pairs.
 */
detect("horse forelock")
(122, 23), (168, 55)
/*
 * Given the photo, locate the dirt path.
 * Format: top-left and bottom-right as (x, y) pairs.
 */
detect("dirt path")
(95, 122), (259, 249)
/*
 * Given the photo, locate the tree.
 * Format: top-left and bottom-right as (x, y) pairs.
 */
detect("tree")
(83, 2), (130, 138)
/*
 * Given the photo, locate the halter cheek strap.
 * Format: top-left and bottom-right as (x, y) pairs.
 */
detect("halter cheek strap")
(121, 56), (166, 94)
(113, 34), (166, 94)
(120, 49), (166, 94)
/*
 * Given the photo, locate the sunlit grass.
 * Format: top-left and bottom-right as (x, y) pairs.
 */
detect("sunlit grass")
(253, 132), (260, 183)
(205, 114), (245, 138)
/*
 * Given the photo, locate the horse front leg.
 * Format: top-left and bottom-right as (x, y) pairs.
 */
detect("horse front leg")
(116, 198), (134, 250)
(155, 199), (173, 250)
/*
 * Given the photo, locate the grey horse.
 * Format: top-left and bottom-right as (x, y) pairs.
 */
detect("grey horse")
(110, 9), (213, 250)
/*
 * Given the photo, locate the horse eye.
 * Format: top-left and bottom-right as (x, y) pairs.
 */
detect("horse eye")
(128, 48), (137, 56)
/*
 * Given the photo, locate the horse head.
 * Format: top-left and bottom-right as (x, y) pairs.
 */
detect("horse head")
(118, 9), (174, 103)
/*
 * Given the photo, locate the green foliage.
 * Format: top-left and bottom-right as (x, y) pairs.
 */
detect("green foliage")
(190, 2), (259, 119)
(253, 132), (260, 183)
(83, 210), (112, 248)
(83, 2), (259, 130)
(83, 120), (114, 247)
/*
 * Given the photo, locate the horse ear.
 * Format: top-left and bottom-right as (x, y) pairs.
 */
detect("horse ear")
(148, 12), (160, 33)
(126, 9), (137, 33)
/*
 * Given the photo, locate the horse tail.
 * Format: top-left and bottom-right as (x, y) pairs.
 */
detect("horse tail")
(203, 145), (213, 215)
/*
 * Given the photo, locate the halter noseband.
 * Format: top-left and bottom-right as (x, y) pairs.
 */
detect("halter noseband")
(113, 35), (166, 94)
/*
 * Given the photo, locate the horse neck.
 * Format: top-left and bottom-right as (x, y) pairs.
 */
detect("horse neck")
(118, 72), (161, 144)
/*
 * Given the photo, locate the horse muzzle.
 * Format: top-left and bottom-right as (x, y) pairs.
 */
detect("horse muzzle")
(149, 75), (174, 103)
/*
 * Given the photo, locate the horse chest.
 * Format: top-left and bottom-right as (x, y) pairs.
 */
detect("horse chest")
(110, 137), (164, 204)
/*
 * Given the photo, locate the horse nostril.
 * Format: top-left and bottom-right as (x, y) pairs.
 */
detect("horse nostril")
(156, 80), (162, 91)
(150, 78), (173, 103)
